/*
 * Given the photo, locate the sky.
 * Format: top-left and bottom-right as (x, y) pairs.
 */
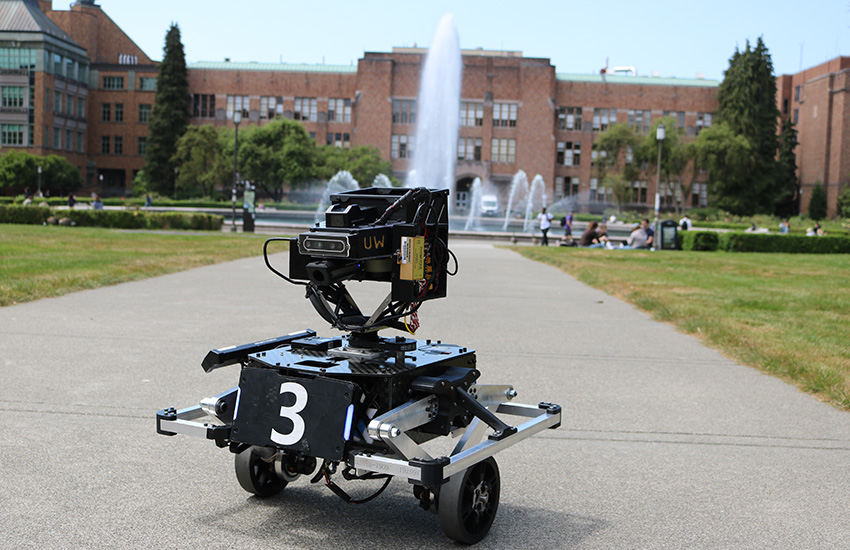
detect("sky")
(55, 0), (850, 81)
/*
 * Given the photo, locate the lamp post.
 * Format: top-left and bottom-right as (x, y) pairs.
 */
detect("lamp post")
(231, 111), (241, 232)
(654, 123), (665, 249)
(37, 165), (42, 196)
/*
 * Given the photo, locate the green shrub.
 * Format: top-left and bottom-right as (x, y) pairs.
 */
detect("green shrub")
(0, 204), (51, 224)
(719, 232), (850, 253)
(0, 205), (222, 231)
(681, 231), (719, 251)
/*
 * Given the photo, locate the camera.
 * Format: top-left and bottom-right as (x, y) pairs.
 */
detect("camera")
(288, 186), (450, 307)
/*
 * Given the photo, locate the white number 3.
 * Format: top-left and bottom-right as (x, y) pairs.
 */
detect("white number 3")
(270, 382), (308, 445)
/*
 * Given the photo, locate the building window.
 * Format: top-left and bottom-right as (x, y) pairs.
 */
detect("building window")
(0, 124), (24, 145)
(258, 96), (279, 120)
(325, 132), (351, 148)
(139, 104), (151, 123)
(53, 53), (62, 76)
(556, 141), (581, 166)
(114, 136), (123, 155)
(76, 132), (84, 153)
(0, 47), (36, 70)
(328, 98), (351, 123)
(101, 136), (109, 154)
(592, 108), (616, 131)
(392, 99), (416, 124)
(65, 59), (73, 80)
(391, 134), (415, 159)
(114, 103), (123, 122)
(691, 182), (708, 207)
(794, 85), (801, 102)
(139, 77), (157, 91)
(793, 108), (799, 125)
(193, 94), (216, 118)
(460, 102), (483, 127)
(591, 144), (608, 167)
(45, 87), (50, 111)
(493, 103), (517, 127)
(78, 64), (87, 83)
(696, 112), (712, 134)
(65, 129), (72, 151)
(457, 137), (482, 161)
(294, 97), (317, 122)
(77, 98), (85, 118)
(631, 180), (648, 204)
(557, 106), (582, 131)
(66, 93), (73, 115)
(663, 111), (686, 129)
(53, 128), (61, 149)
(491, 138), (516, 163)
(782, 98), (789, 115)
(226, 95), (249, 120)
(1, 86), (26, 108)
(628, 109), (651, 133)
(138, 136), (147, 155)
(102, 103), (111, 122)
(54, 91), (61, 113)
(102, 76), (124, 90)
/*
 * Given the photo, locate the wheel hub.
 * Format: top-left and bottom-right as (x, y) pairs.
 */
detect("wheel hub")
(471, 481), (490, 514)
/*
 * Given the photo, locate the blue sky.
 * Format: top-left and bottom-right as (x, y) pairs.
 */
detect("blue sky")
(60, 0), (850, 81)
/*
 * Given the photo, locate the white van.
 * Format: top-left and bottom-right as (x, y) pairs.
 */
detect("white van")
(480, 195), (499, 216)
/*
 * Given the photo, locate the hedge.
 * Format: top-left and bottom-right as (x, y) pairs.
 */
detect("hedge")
(0, 205), (222, 231)
(718, 232), (850, 254)
(680, 230), (719, 251)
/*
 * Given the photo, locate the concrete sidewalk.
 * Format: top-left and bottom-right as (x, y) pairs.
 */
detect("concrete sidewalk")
(1, 241), (848, 549)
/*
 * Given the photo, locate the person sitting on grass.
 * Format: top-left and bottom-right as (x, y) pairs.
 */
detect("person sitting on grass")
(579, 221), (604, 248)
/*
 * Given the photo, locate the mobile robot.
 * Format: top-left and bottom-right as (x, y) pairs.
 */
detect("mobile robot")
(156, 187), (561, 544)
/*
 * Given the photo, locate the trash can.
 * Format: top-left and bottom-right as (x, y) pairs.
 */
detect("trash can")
(659, 219), (679, 250)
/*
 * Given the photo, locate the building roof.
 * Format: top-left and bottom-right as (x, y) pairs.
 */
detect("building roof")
(189, 60), (357, 74)
(557, 73), (719, 87)
(0, 0), (79, 46)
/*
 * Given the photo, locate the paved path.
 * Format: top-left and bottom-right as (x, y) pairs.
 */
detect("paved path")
(2, 241), (848, 549)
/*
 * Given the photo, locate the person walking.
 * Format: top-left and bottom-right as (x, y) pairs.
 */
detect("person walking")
(537, 207), (554, 246)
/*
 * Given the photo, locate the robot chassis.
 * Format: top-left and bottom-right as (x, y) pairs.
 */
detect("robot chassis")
(156, 187), (562, 544)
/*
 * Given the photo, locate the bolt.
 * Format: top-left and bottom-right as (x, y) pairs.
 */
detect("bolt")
(506, 388), (518, 399)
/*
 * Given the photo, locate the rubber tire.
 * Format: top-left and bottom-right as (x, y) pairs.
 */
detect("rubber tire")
(234, 446), (287, 497)
(438, 457), (500, 544)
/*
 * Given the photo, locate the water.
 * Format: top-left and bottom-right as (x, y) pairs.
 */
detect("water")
(314, 170), (359, 224)
(463, 177), (483, 231)
(372, 174), (392, 188)
(522, 175), (547, 232)
(405, 13), (462, 201)
(502, 170), (529, 230)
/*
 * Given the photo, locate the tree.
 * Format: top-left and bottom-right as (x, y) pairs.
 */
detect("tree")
(639, 117), (691, 214)
(715, 37), (780, 215)
(315, 145), (395, 187)
(143, 24), (189, 196)
(692, 122), (753, 215)
(808, 182), (827, 221)
(594, 124), (640, 210)
(238, 119), (316, 201)
(0, 151), (81, 196)
(171, 124), (230, 198)
(774, 117), (800, 218)
(837, 185), (850, 218)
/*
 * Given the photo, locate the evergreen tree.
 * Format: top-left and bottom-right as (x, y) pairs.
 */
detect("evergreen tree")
(143, 24), (189, 196)
(715, 37), (780, 215)
(808, 183), (827, 221)
(774, 117), (800, 218)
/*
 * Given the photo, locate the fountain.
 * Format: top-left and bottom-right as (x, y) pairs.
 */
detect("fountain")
(463, 177), (483, 231)
(405, 13), (462, 202)
(522, 175), (547, 232)
(502, 170), (529, 230)
(314, 170), (359, 224)
(372, 174), (392, 188)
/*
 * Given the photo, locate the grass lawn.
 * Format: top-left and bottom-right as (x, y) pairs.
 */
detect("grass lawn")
(0, 224), (281, 307)
(514, 246), (850, 410)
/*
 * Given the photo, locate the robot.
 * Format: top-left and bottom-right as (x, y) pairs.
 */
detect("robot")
(157, 187), (561, 544)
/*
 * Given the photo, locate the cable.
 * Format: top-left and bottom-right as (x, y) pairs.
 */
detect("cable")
(263, 238), (307, 286)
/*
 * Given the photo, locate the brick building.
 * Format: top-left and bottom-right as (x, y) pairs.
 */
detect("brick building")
(1, 0), (734, 214)
(777, 56), (850, 218)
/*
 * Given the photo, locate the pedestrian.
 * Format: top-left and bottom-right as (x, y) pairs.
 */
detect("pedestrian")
(561, 211), (574, 245)
(92, 194), (103, 210)
(679, 214), (692, 230)
(67, 192), (76, 208)
(537, 207), (554, 246)
(145, 194), (152, 208)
